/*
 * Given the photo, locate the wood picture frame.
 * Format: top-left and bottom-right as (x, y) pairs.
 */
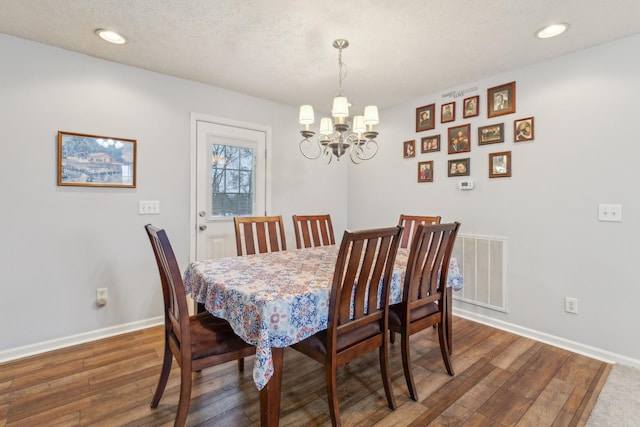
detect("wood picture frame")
(487, 81), (516, 118)
(447, 124), (471, 154)
(57, 131), (136, 188)
(441, 102), (455, 123)
(478, 123), (504, 145)
(463, 95), (479, 118)
(418, 161), (434, 182)
(421, 135), (440, 153)
(403, 140), (416, 158)
(514, 117), (534, 142)
(489, 151), (512, 178)
(416, 104), (435, 132)
(448, 158), (470, 177)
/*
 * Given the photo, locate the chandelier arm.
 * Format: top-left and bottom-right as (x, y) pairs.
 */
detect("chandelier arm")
(299, 138), (323, 160)
(322, 145), (333, 164)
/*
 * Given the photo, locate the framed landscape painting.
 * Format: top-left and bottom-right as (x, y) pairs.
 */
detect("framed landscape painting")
(57, 131), (137, 188)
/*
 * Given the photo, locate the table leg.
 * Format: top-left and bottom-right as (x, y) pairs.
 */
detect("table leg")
(446, 286), (452, 355)
(260, 347), (283, 427)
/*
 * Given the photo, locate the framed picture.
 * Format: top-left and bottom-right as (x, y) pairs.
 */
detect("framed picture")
(403, 140), (416, 158)
(478, 123), (504, 145)
(416, 104), (435, 132)
(514, 117), (535, 142)
(421, 135), (440, 153)
(441, 102), (455, 123)
(487, 81), (516, 118)
(463, 95), (479, 118)
(448, 158), (470, 177)
(447, 124), (471, 154)
(57, 131), (136, 188)
(489, 151), (512, 178)
(418, 161), (434, 182)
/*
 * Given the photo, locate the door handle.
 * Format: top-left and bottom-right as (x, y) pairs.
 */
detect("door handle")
(199, 224), (207, 231)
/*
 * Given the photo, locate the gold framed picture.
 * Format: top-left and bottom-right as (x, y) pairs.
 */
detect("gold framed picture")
(57, 131), (136, 188)
(489, 151), (512, 178)
(487, 82), (516, 118)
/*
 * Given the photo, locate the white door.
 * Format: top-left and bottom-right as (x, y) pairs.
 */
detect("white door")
(195, 119), (267, 261)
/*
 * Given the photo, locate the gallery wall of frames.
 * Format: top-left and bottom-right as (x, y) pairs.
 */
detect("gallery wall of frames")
(405, 81), (534, 182)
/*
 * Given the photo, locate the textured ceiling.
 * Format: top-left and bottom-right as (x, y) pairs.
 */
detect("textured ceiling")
(1, 0), (639, 112)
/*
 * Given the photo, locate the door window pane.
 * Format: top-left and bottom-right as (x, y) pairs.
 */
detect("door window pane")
(210, 143), (254, 216)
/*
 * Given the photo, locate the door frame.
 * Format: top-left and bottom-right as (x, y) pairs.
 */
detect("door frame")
(189, 113), (272, 261)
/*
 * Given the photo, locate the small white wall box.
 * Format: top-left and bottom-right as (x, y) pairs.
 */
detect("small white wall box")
(458, 180), (474, 190)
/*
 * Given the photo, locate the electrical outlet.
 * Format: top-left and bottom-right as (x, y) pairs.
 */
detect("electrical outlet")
(598, 204), (622, 222)
(565, 297), (578, 314)
(96, 288), (108, 306)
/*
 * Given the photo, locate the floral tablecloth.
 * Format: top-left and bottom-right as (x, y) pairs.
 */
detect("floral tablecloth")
(183, 245), (462, 390)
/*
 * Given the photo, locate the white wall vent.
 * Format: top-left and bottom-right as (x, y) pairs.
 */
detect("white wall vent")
(452, 234), (508, 313)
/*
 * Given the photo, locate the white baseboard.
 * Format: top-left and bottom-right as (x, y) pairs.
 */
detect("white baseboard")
(0, 316), (164, 364)
(3, 311), (639, 370)
(454, 308), (640, 369)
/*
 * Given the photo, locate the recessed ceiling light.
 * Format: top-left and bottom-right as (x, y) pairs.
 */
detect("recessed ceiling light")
(95, 29), (127, 45)
(536, 23), (570, 39)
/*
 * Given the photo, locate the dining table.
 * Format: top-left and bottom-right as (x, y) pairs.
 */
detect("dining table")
(183, 244), (463, 426)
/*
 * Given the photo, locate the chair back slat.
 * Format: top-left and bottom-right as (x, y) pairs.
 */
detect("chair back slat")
(398, 214), (442, 249)
(145, 225), (190, 345)
(234, 216), (287, 256)
(292, 214), (336, 249)
(331, 227), (402, 329)
(405, 222), (460, 308)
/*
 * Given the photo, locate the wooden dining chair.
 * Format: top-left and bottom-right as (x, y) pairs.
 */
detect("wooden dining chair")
(388, 222), (460, 401)
(233, 215), (287, 256)
(397, 214), (442, 249)
(144, 224), (255, 427)
(291, 226), (403, 427)
(292, 214), (336, 249)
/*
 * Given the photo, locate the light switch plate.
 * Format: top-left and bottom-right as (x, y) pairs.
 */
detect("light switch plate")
(139, 200), (160, 215)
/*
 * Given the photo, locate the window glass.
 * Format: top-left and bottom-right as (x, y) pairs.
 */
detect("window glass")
(210, 144), (254, 216)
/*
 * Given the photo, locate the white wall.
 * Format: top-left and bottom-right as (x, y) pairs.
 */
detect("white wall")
(348, 34), (640, 365)
(0, 34), (348, 357)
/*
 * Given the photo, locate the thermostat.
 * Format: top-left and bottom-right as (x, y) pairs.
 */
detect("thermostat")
(457, 180), (474, 190)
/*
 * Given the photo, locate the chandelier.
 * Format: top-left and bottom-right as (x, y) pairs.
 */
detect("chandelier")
(298, 39), (380, 164)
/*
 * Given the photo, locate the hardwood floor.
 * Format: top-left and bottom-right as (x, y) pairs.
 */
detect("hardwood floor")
(0, 317), (610, 426)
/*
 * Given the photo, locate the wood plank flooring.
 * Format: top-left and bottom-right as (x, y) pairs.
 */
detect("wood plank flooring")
(0, 317), (610, 426)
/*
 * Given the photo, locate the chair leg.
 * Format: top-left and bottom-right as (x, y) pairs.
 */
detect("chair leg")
(325, 361), (341, 427)
(437, 322), (455, 376)
(174, 365), (193, 427)
(390, 330), (396, 344)
(150, 337), (173, 408)
(379, 340), (396, 410)
(238, 357), (244, 372)
(400, 333), (418, 401)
